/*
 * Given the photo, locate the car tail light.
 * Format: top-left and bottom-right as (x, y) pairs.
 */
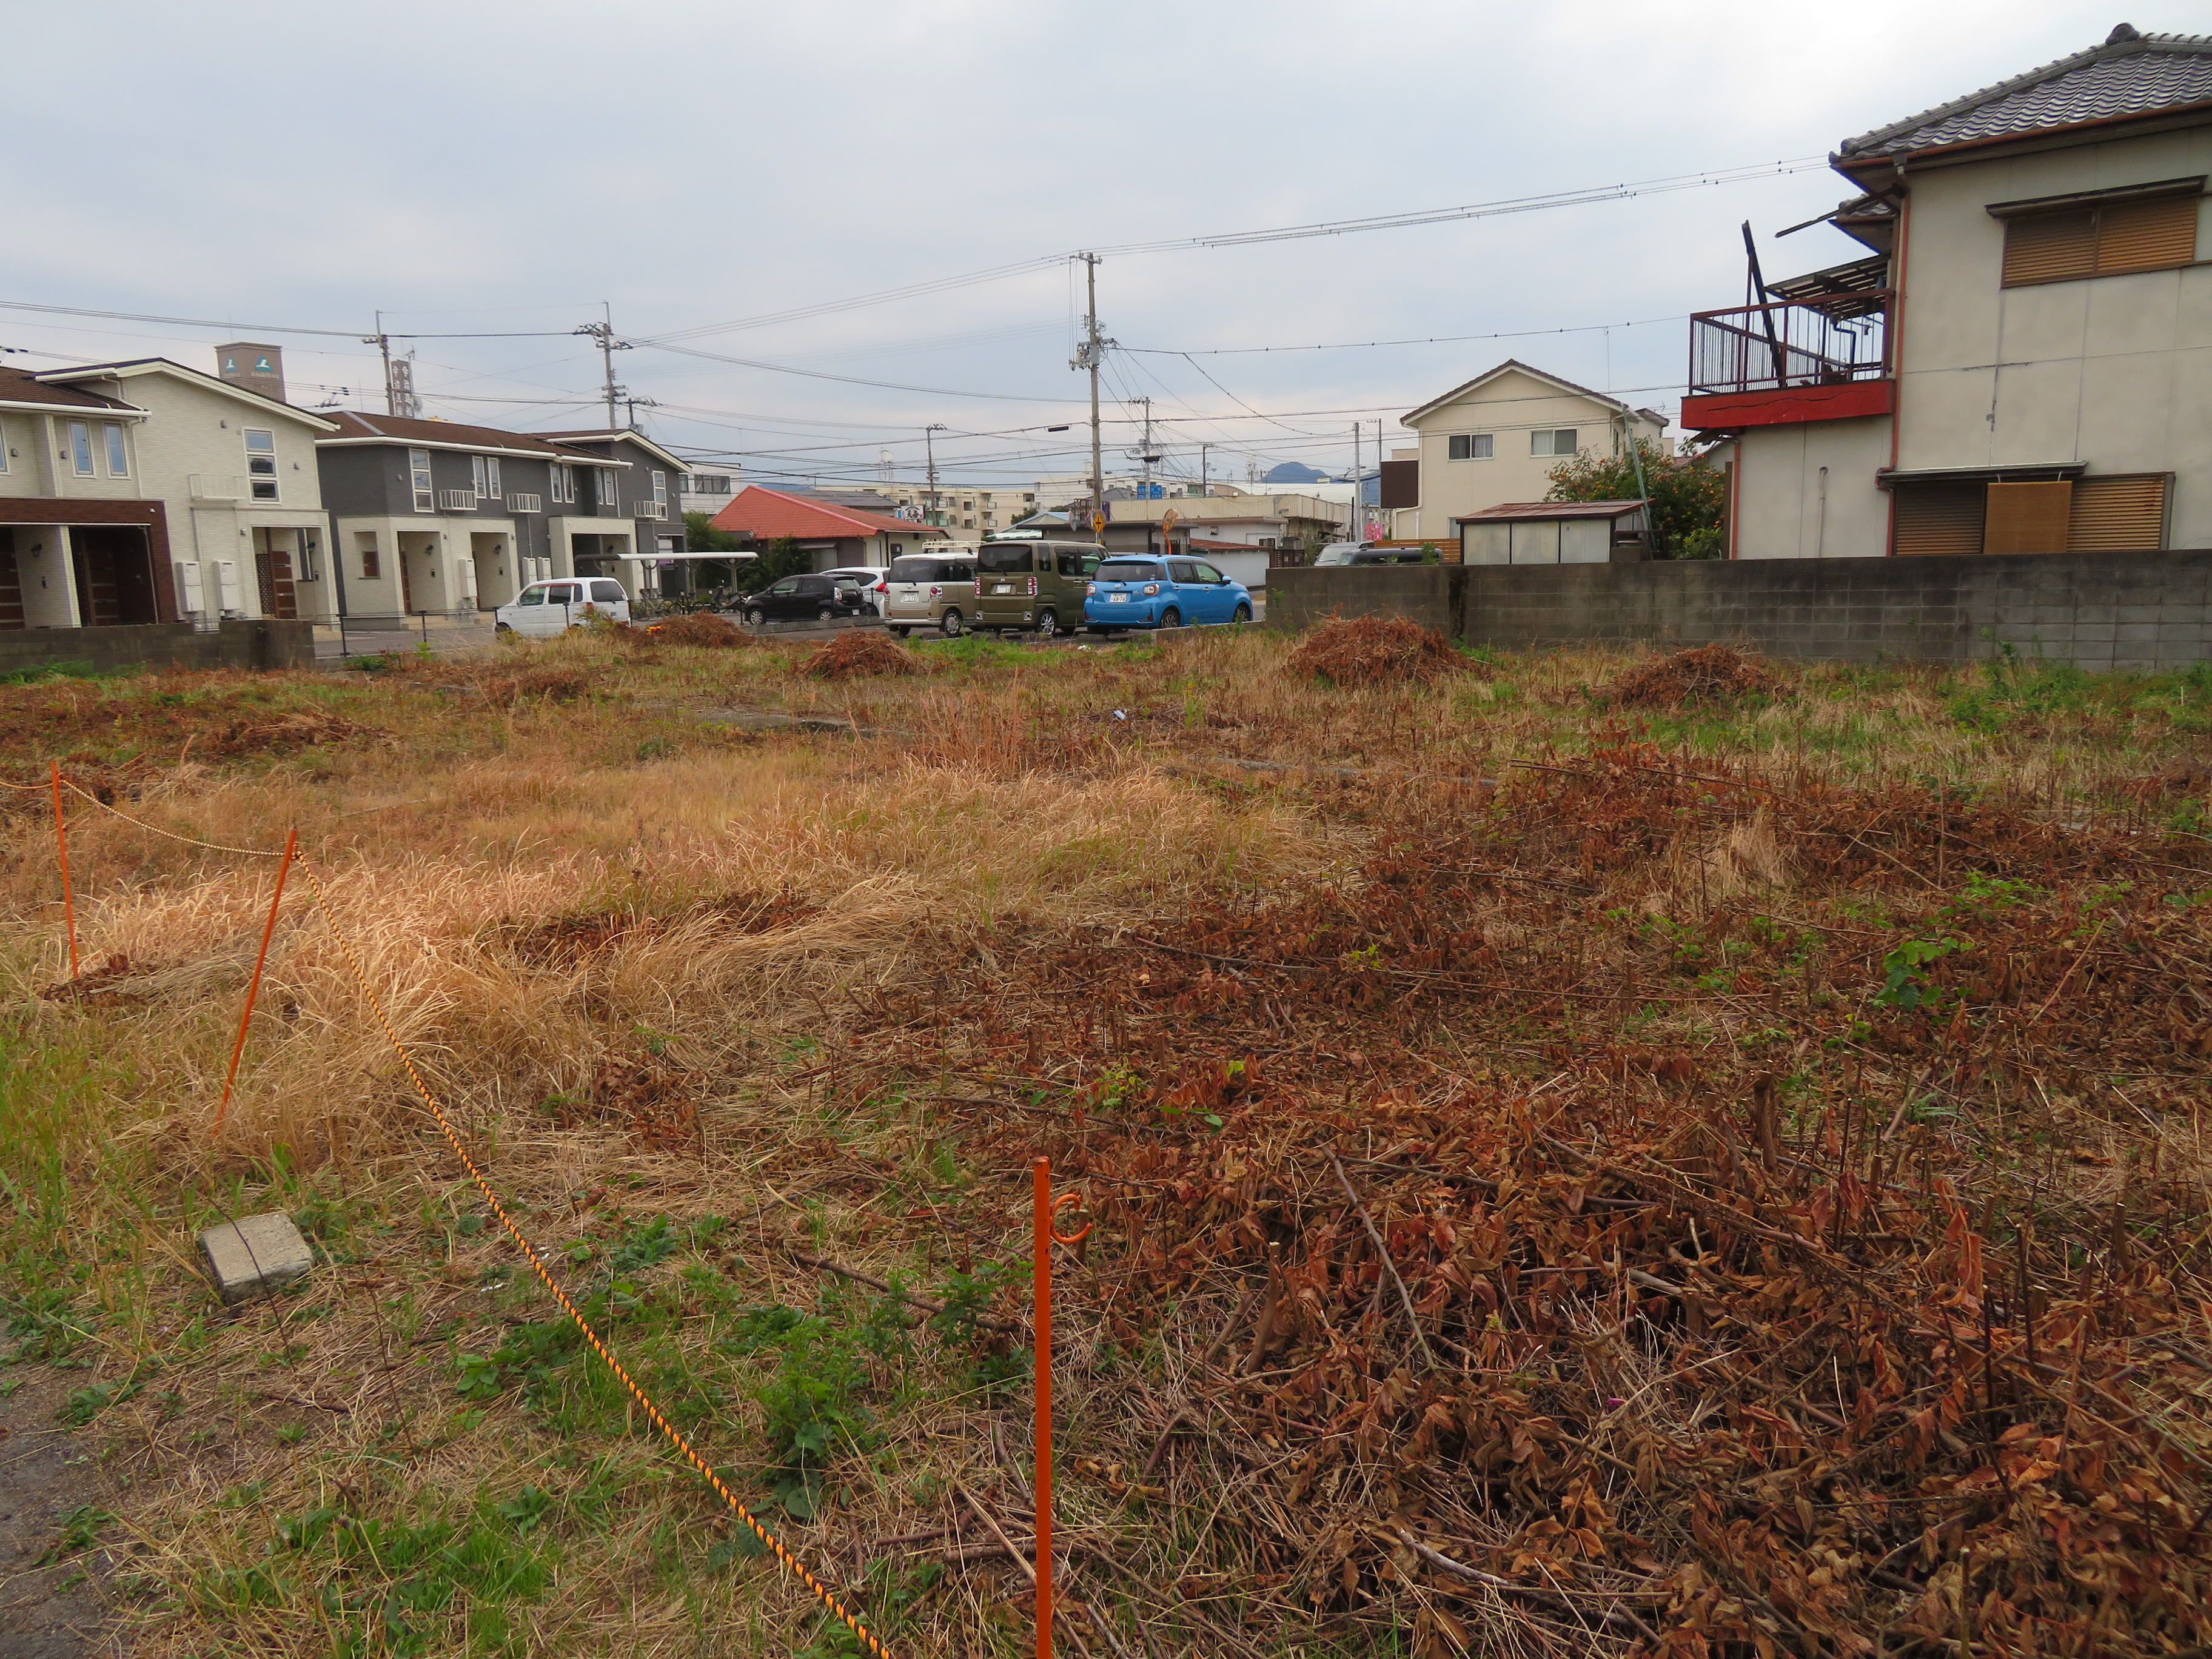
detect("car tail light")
(1027, 575), (1038, 596)
(1085, 581), (1096, 595)
(928, 584), (942, 597)
(1142, 581), (1160, 595)
(874, 580), (887, 592)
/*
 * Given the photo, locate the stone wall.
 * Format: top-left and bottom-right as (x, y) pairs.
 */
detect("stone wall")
(0, 619), (317, 675)
(1268, 551), (2212, 669)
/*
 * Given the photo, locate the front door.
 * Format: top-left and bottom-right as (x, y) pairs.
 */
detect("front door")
(254, 542), (298, 620)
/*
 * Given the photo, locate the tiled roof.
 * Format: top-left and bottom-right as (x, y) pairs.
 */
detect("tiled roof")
(1455, 500), (1646, 523)
(322, 410), (602, 458)
(0, 364), (139, 412)
(708, 485), (948, 541)
(1837, 25), (2212, 162)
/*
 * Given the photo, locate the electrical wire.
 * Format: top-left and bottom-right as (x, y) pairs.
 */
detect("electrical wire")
(0, 298), (578, 341)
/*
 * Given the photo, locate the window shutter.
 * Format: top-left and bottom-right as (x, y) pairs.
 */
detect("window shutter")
(1983, 481), (2074, 554)
(1891, 484), (1985, 557)
(2003, 210), (2097, 286)
(2094, 195), (2199, 275)
(2066, 474), (2170, 551)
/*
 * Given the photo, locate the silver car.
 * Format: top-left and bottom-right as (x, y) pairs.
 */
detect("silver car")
(882, 553), (978, 637)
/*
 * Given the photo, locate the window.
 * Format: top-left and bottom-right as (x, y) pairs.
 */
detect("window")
(590, 579), (626, 603)
(471, 455), (487, 498)
(102, 423), (129, 477)
(551, 463), (573, 505)
(357, 532), (381, 580)
(409, 448), (434, 512)
(245, 429), (278, 501)
(651, 471), (667, 518)
(485, 457), (501, 499)
(1530, 429), (1579, 458)
(1191, 561), (1227, 583)
(1447, 433), (1493, 461)
(517, 585), (545, 606)
(69, 421), (93, 475)
(1997, 184), (2201, 287)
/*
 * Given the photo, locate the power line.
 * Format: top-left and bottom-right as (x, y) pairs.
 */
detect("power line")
(0, 298), (577, 341)
(1124, 313), (1687, 356)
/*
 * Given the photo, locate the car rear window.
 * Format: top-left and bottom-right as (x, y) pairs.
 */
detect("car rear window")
(1096, 560), (1162, 581)
(888, 557), (942, 583)
(977, 545), (1033, 574)
(589, 580), (625, 602)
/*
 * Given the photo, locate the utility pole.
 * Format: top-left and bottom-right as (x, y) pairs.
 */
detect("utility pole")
(368, 311), (396, 415)
(1352, 423), (1361, 541)
(1138, 397), (1156, 494)
(925, 424), (946, 525)
(1071, 253), (1111, 541)
(1199, 442), (1210, 494)
(580, 302), (628, 430)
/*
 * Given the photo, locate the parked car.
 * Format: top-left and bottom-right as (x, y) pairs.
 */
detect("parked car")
(819, 566), (889, 616)
(494, 576), (631, 637)
(882, 552), (977, 637)
(974, 535), (1101, 637)
(1084, 555), (1253, 632)
(734, 572), (871, 626)
(1313, 541), (1434, 567)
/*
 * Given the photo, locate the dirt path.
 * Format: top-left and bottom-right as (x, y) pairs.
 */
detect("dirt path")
(0, 1371), (113, 1659)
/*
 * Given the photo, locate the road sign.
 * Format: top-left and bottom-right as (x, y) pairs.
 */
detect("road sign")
(1161, 508), (1180, 537)
(1091, 511), (1107, 534)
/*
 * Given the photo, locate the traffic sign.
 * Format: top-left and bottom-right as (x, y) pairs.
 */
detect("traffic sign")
(1091, 511), (1107, 533)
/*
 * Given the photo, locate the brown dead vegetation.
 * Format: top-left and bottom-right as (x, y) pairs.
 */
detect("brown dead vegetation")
(1288, 612), (1473, 687)
(800, 629), (919, 680)
(1612, 644), (1789, 709)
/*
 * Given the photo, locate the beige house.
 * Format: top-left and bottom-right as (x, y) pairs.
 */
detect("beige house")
(1684, 24), (2212, 559)
(1392, 361), (1669, 542)
(859, 481), (1039, 534)
(1, 358), (337, 629)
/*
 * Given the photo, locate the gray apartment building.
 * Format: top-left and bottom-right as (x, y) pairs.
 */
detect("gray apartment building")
(314, 414), (688, 615)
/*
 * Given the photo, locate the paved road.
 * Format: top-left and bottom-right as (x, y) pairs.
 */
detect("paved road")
(0, 1370), (109, 1659)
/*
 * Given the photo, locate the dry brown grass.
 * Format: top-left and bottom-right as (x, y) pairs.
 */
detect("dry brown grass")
(2, 626), (2210, 1658)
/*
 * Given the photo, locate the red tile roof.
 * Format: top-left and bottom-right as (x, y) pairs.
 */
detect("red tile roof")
(709, 486), (948, 541)
(0, 365), (138, 412)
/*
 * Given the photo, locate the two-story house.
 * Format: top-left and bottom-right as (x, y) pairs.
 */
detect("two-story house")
(536, 429), (691, 594)
(317, 413), (634, 616)
(1390, 361), (1671, 544)
(1684, 25), (2212, 560)
(1, 355), (338, 629)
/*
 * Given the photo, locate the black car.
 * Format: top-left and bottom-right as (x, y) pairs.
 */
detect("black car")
(732, 572), (870, 625)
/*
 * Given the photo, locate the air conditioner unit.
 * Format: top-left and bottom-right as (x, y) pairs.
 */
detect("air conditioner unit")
(175, 560), (205, 615)
(438, 488), (478, 511)
(211, 558), (241, 615)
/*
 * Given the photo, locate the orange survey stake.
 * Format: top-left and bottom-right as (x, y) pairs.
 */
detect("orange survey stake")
(1033, 1157), (1090, 1659)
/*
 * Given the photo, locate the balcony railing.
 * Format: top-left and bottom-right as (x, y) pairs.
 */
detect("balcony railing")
(1688, 292), (1891, 398)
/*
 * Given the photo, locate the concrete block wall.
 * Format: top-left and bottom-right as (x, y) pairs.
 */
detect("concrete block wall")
(1269, 551), (2212, 669)
(0, 618), (315, 674)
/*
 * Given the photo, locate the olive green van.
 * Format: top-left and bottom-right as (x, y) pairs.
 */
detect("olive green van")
(973, 535), (1101, 638)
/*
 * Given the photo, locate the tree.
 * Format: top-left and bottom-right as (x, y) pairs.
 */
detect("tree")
(749, 535), (814, 586)
(1546, 437), (1728, 559)
(683, 511), (746, 554)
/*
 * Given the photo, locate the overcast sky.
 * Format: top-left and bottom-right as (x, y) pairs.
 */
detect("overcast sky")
(2, 2), (2182, 488)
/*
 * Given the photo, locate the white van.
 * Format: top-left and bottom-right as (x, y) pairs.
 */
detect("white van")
(494, 577), (630, 638)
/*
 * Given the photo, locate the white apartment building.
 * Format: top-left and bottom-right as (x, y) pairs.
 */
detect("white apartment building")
(1, 357), (337, 629)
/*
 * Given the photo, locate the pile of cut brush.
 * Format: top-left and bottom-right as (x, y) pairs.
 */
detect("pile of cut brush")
(633, 612), (750, 649)
(1289, 613), (1473, 687)
(801, 629), (917, 680)
(1612, 643), (1788, 708)
(865, 742), (2212, 1658)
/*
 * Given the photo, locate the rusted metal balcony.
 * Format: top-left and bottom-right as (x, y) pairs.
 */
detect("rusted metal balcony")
(1681, 289), (1894, 430)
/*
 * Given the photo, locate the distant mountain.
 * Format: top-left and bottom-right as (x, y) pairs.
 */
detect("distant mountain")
(1262, 461), (1330, 484)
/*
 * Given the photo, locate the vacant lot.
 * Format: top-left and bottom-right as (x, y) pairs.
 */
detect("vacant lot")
(4, 626), (2210, 1659)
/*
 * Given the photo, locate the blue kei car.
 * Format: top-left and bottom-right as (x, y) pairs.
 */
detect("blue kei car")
(1084, 555), (1253, 632)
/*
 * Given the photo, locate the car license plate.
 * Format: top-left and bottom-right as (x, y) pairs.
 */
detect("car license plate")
(993, 583), (1011, 594)
(1108, 592), (1130, 603)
